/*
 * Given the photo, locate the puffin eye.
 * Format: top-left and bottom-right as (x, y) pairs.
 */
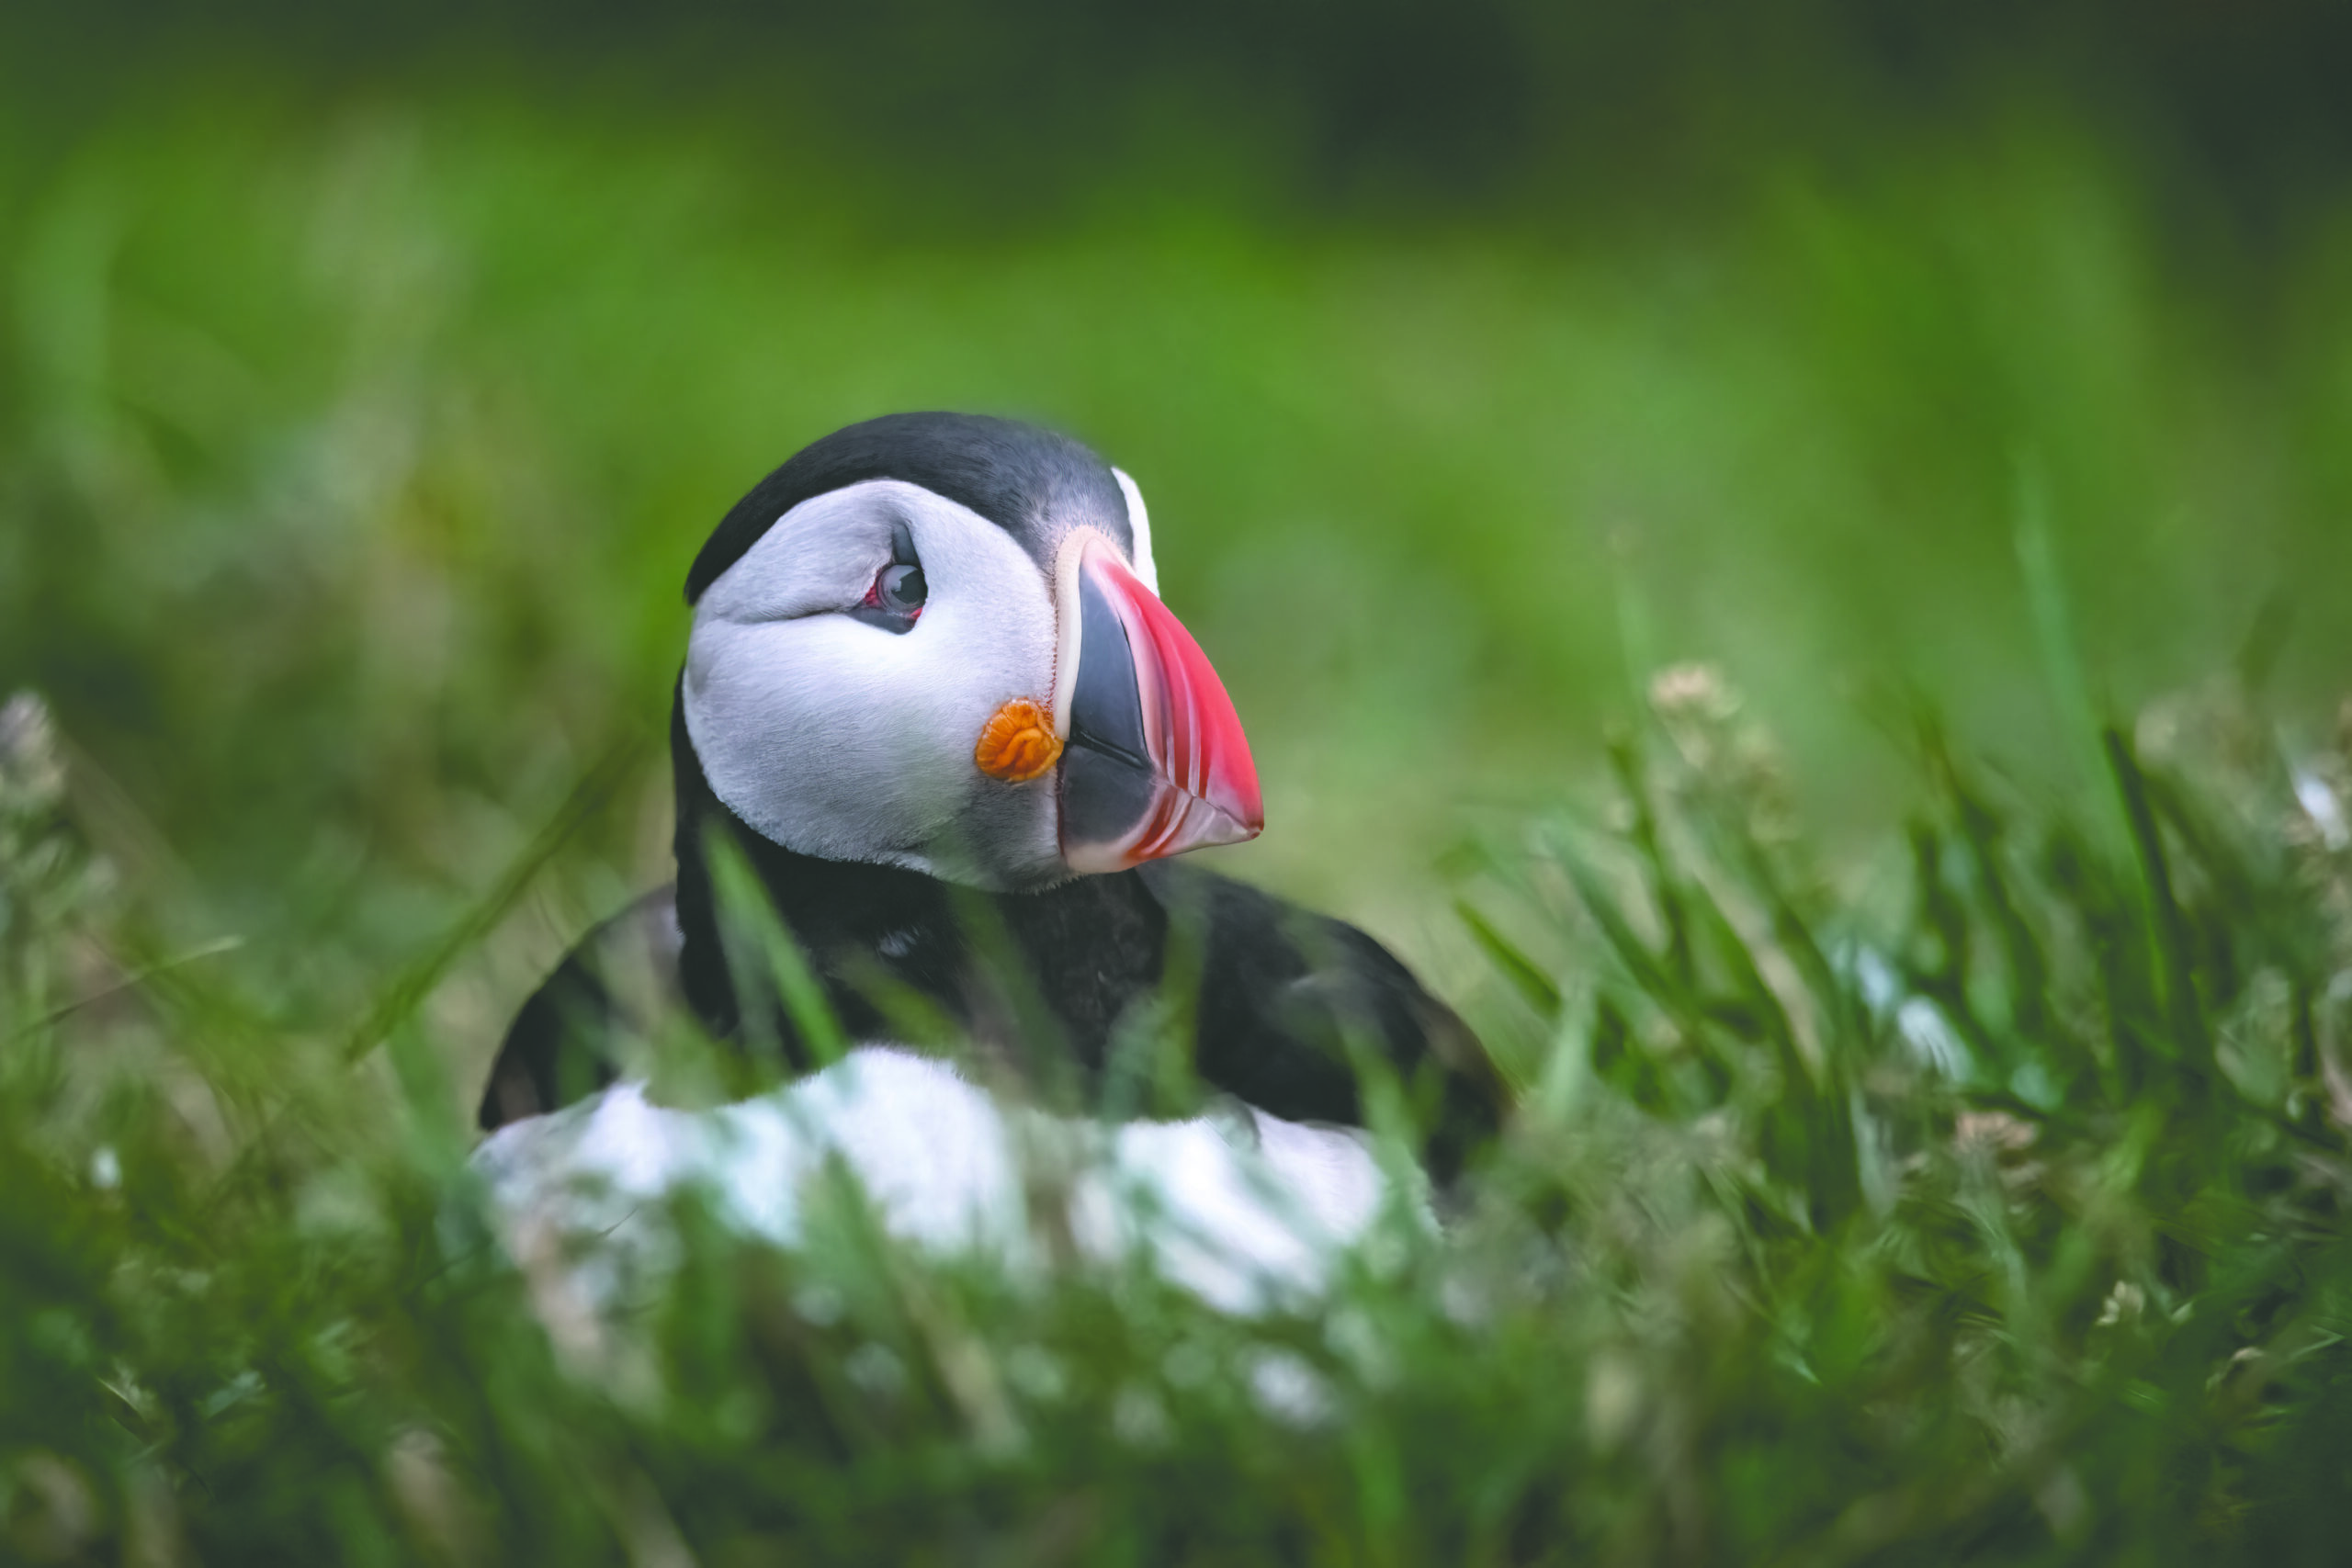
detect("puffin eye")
(848, 519), (927, 632)
(875, 561), (926, 614)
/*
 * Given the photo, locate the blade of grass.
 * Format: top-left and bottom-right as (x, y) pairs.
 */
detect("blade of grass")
(2013, 457), (2111, 828)
(341, 735), (652, 1066)
(703, 826), (849, 1071)
(2104, 727), (2215, 1085)
(1453, 898), (1562, 1021)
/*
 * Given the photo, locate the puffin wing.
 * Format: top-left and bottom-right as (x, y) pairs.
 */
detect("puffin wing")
(1139, 861), (1506, 1180)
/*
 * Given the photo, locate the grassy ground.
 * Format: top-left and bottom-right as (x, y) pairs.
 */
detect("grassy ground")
(6, 667), (2352, 1563)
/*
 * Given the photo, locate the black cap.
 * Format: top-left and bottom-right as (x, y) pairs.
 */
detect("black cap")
(685, 412), (1136, 604)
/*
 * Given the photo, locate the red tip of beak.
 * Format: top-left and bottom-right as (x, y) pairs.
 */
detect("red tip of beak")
(1059, 538), (1262, 874)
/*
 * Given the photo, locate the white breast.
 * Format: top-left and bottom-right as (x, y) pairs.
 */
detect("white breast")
(471, 1046), (1420, 1316)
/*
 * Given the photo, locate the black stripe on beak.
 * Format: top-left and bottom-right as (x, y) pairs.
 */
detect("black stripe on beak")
(1059, 566), (1155, 845)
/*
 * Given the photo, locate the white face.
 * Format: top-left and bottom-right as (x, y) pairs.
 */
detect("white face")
(684, 479), (1072, 888)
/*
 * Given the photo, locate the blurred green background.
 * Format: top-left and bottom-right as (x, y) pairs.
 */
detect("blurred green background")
(5, 0), (2350, 1082)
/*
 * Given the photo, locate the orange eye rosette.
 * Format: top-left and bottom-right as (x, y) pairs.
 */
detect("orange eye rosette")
(974, 698), (1063, 784)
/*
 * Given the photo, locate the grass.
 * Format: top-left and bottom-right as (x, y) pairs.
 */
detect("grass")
(6, 662), (2351, 1564)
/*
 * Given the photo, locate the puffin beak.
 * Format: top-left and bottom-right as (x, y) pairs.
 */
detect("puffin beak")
(1051, 531), (1263, 874)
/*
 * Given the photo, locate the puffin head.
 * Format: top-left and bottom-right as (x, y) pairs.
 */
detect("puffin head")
(680, 412), (1263, 891)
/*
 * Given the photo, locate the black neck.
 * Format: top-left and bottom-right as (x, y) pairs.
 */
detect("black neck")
(667, 682), (1168, 1074)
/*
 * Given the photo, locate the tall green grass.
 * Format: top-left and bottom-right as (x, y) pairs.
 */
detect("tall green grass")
(6, 665), (2349, 1564)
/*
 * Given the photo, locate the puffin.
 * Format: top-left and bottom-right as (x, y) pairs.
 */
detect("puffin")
(476, 412), (1502, 1187)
